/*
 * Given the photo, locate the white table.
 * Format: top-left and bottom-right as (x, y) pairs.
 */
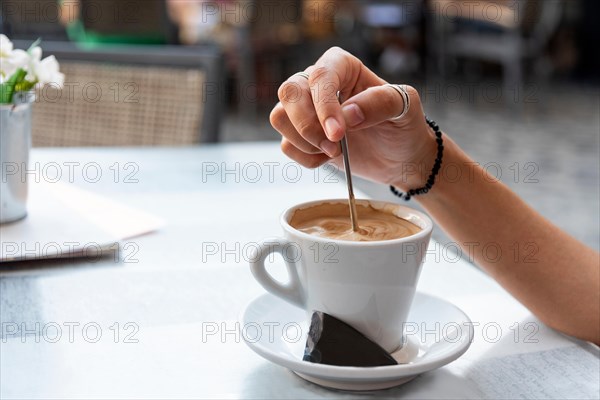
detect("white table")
(1, 143), (598, 399)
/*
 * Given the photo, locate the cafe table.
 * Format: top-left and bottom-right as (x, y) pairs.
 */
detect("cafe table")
(1, 142), (598, 399)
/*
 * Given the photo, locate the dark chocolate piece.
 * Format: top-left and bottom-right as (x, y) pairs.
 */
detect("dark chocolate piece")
(302, 311), (398, 367)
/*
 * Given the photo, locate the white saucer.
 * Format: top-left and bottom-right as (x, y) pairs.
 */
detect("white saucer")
(241, 292), (474, 391)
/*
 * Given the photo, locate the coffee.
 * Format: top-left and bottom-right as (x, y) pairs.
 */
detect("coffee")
(289, 202), (421, 242)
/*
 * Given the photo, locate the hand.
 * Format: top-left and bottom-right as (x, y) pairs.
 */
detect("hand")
(270, 47), (437, 190)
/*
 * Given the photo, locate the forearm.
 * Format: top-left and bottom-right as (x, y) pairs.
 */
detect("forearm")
(405, 136), (600, 344)
(270, 46), (598, 343)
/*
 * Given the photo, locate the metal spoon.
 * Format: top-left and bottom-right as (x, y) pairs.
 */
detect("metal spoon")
(337, 92), (360, 232)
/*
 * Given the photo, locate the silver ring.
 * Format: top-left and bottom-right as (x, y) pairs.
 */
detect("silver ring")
(293, 71), (310, 80)
(385, 84), (410, 121)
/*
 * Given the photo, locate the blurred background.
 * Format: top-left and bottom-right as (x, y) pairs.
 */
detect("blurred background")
(1, 0), (598, 249)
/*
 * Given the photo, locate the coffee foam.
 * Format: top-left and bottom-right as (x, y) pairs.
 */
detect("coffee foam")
(289, 202), (421, 242)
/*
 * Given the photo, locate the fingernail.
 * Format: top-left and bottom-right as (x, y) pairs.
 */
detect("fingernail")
(342, 104), (365, 127)
(320, 140), (339, 158)
(324, 117), (341, 140)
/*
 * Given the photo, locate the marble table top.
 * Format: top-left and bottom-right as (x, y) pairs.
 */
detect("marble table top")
(1, 143), (597, 399)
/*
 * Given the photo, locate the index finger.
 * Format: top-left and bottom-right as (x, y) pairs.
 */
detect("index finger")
(308, 47), (362, 142)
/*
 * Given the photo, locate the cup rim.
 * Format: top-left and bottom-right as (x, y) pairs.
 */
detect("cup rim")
(280, 199), (433, 246)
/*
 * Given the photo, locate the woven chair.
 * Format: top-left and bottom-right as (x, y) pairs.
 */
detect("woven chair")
(14, 41), (224, 146)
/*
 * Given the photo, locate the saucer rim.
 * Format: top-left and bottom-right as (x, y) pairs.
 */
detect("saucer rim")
(240, 291), (474, 380)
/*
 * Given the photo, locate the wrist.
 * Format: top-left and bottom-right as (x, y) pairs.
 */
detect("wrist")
(389, 118), (444, 201)
(392, 126), (439, 190)
(412, 136), (474, 205)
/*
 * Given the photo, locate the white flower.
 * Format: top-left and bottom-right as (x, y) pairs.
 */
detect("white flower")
(0, 34), (16, 80)
(29, 45), (42, 62)
(36, 56), (64, 87)
(0, 34), (13, 58)
(0, 35), (64, 102)
(0, 35), (31, 83)
(5, 49), (29, 75)
(27, 45), (64, 88)
(25, 46), (42, 82)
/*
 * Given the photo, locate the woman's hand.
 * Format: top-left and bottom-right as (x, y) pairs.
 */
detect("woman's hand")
(272, 46), (600, 345)
(270, 47), (436, 190)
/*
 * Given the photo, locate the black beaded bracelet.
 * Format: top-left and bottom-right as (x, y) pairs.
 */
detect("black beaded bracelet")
(390, 117), (444, 201)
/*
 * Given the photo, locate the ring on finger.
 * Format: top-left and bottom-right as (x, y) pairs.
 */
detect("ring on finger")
(385, 83), (410, 121)
(293, 71), (310, 80)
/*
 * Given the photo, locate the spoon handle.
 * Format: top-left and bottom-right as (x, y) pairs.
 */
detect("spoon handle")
(340, 134), (360, 232)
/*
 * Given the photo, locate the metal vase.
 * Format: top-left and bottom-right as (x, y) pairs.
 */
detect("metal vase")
(0, 97), (33, 224)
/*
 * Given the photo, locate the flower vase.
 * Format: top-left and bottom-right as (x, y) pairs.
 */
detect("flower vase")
(0, 94), (33, 224)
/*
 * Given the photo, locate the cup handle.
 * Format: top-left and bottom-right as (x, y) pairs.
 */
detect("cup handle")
(249, 238), (305, 308)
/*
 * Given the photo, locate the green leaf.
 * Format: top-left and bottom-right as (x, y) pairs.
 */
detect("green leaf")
(27, 38), (42, 53)
(15, 80), (36, 92)
(0, 83), (9, 104)
(0, 68), (27, 104)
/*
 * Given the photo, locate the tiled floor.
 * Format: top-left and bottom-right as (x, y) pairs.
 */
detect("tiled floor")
(222, 81), (600, 250)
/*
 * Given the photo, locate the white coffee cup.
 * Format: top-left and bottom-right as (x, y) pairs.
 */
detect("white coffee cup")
(249, 199), (433, 353)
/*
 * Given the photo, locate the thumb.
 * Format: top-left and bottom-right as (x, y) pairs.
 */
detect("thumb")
(341, 84), (417, 131)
